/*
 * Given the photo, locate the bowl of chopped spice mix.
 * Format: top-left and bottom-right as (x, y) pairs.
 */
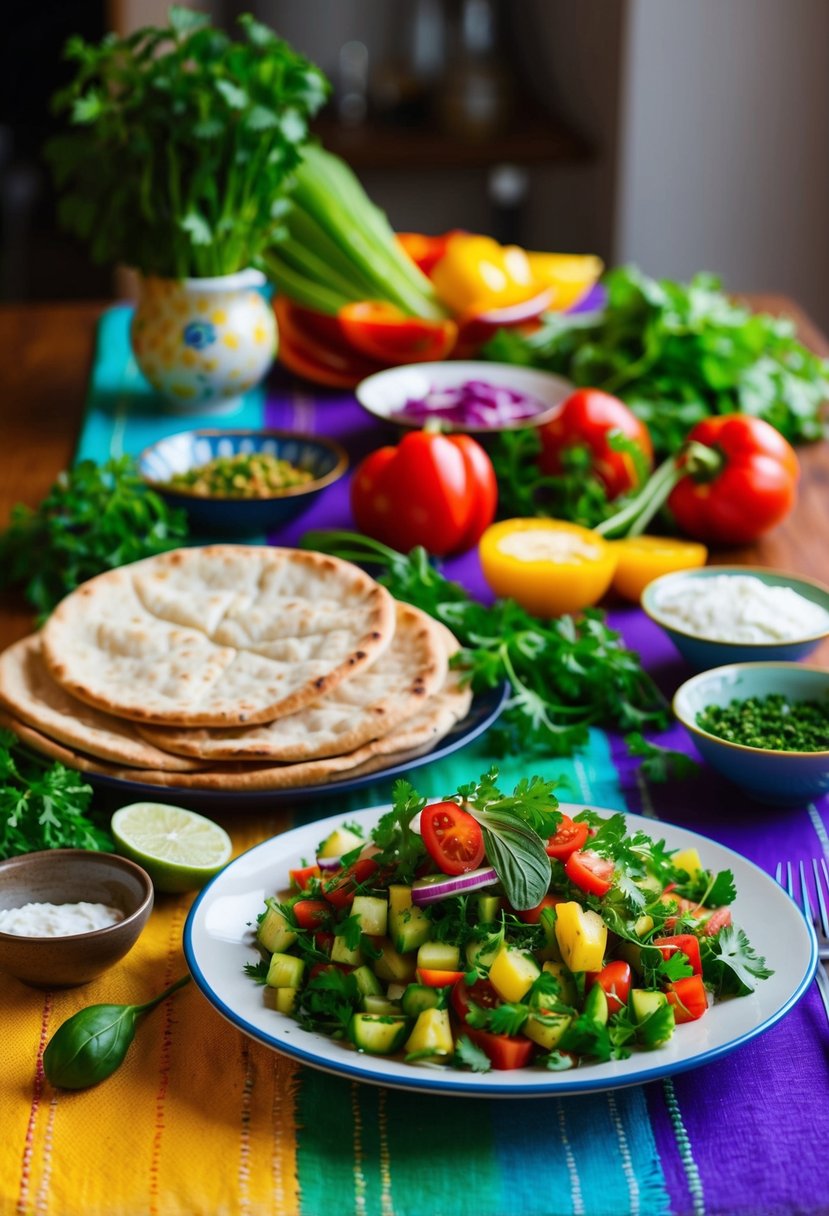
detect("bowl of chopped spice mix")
(673, 662), (829, 804)
(139, 429), (348, 536)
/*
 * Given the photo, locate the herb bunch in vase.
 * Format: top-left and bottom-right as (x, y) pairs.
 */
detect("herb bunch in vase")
(47, 7), (328, 413)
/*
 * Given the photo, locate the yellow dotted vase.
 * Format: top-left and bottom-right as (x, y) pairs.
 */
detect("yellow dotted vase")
(131, 268), (277, 414)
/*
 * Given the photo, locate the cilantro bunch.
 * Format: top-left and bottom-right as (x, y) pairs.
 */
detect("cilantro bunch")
(0, 730), (111, 858)
(486, 265), (829, 454)
(302, 531), (669, 757)
(46, 8), (328, 278)
(0, 457), (188, 622)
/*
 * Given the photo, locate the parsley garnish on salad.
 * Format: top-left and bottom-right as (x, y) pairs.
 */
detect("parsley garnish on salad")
(246, 771), (772, 1074)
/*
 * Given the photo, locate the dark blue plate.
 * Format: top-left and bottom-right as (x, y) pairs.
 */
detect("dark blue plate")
(83, 683), (508, 811)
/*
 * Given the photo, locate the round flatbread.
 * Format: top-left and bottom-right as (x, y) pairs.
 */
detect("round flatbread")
(0, 635), (207, 772)
(137, 602), (447, 763)
(40, 545), (395, 727)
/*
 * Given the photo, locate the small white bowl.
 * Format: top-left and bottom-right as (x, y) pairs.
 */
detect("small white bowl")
(355, 361), (573, 435)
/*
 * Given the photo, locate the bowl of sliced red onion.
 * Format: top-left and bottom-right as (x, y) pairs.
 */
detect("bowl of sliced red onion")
(354, 361), (574, 434)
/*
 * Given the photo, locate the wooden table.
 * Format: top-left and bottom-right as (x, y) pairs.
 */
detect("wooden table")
(0, 296), (827, 664)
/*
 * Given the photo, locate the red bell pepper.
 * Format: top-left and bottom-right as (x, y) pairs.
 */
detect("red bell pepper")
(538, 389), (654, 498)
(666, 975), (708, 1022)
(274, 296), (388, 388)
(595, 413), (799, 544)
(350, 431), (498, 556)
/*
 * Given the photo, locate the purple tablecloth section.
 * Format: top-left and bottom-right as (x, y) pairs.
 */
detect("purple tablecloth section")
(263, 370), (829, 1216)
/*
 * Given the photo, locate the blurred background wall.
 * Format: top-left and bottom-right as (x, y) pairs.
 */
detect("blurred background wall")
(1, 0), (827, 329)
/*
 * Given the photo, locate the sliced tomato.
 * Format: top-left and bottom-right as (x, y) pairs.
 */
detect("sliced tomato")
(274, 296), (387, 388)
(653, 934), (702, 976)
(465, 1026), (535, 1070)
(417, 968), (466, 988)
(450, 977), (500, 1026)
(323, 857), (380, 909)
(289, 863), (321, 891)
(585, 961), (632, 1016)
(313, 930), (334, 955)
(338, 300), (457, 364)
(666, 975), (708, 1023)
(292, 900), (330, 930)
(514, 893), (562, 926)
(564, 849), (614, 897)
(420, 802), (485, 876)
(545, 815), (589, 860)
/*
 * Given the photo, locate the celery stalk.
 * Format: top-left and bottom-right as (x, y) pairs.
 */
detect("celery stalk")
(261, 251), (351, 315)
(284, 207), (380, 299)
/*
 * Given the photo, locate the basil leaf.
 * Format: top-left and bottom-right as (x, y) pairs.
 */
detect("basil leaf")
(478, 810), (551, 910)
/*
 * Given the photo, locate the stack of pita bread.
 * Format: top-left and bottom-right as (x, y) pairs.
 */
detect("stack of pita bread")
(0, 546), (473, 792)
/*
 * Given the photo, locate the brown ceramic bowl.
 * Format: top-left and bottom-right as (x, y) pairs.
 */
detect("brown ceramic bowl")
(0, 850), (154, 988)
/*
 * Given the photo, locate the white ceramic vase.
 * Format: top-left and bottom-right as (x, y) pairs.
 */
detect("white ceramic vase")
(130, 268), (277, 414)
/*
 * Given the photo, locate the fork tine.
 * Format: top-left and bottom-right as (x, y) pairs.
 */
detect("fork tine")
(813, 858), (829, 941)
(799, 861), (812, 920)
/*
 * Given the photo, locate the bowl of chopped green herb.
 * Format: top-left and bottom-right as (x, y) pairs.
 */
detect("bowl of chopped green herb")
(139, 429), (348, 536)
(673, 663), (829, 804)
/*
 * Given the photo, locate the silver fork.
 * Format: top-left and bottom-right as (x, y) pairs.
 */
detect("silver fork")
(776, 859), (829, 1021)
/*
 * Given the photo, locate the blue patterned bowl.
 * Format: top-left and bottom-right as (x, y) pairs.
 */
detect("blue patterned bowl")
(673, 663), (829, 805)
(139, 429), (348, 536)
(642, 566), (829, 670)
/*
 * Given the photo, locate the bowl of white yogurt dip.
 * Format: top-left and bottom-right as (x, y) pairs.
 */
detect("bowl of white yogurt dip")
(642, 567), (829, 670)
(0, 849), (153, 987)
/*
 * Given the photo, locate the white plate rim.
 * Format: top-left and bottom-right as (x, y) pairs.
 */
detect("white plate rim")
(183, 802), (817, 1098)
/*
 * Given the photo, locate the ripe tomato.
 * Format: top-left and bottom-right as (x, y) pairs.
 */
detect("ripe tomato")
(545, 815), (589, 860)
(322, 857), (379, 909)
(701, 907), (732, 937)
(514, 893), (562, 925)
(538, 389), (653, 498)
(350, 431), (497, 557)
(450, 977), (500, 1026)
(668, 414), (799, 544)
(564, 849), (614, 897)
(292, 900), (330, 930)
(653, 934), (702, 976)
(585, 961), (632, 1015)
(465, 1026), (535, 1070)
(420, 802), (485, 875)
(666, 975), (708, 1023)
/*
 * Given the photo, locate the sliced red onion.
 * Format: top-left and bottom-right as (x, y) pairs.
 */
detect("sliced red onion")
(316, 854), (342, 873)
(411, 866), (498, 905)
(409, 811), (423, 835)
(393, 380), (547, 429)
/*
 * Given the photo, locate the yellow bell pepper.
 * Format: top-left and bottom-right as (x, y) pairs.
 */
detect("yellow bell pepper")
(610, 535), (708, 602)
(553, 902), (608, 973)
(430, 234), (540, 314)
(525, 253), (604, 311)
(478, 519), (617, 618)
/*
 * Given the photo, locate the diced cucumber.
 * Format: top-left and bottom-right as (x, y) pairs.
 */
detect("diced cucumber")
(331, 935), (364, 966)
(318, 826), (364, 858)
(274, 987), (299, 1014)
(266, 952), (305, 989)
(465, 934), (502, 970)
(352, 894), (388, 937)
(617, 941), (644, 976)
(363, 995), (403, 1015)
(524, 1010), (570, 1050)
(476, 894), (502, 923)
(401, 983), (443, 1018)
(584, 982), (609, 1026)
(352, 965), (383, 999)
(257, 899), (297, 954)
(416, 941), (461, 972)
(542, 961), (578, 1006)
(373, 938), (418, 984)
(631, 988), (668, 1023)
(403, 1007), (454, 1059)
(386, 904), (430, 948)
(348, 1014), (410, 1055)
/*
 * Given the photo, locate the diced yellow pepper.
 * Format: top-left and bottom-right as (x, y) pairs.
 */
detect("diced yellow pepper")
(553, 902), (608, 973)
(672, 847), (704, 879)
(404, 1007), (455, 1058)
(489, 946), (541, 1003)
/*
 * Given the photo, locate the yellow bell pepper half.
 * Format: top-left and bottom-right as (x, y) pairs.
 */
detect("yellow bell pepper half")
(430, 234), (541, 314)
(610, 535), (708, 603)
(525, 253), (604, 312)
(478, 519), (617, 618)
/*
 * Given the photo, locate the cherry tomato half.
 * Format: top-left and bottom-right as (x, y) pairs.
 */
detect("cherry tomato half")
(420, 802), (485, 876)
(545, 815), (589, 860)
(292, 900), (330, 930)
(585, 961), (632, 1016)
(514, 893), (562, 926)
(653, 934), (702, 976)
(450, 977), (500, 1026)
(322, 857), (380, 909)
(564, 849), (614, 897)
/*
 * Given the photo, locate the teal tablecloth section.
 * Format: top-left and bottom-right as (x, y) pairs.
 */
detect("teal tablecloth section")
(68, 305), (829, 1216)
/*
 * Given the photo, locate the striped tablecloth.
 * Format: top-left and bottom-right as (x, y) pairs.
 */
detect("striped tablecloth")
(2, 306), (828, 1216)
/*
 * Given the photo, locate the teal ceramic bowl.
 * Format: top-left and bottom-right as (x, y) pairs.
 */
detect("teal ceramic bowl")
(642, 567), (829, 670)
(139, 428), (348, 536)
(673, 663), (829, 805)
